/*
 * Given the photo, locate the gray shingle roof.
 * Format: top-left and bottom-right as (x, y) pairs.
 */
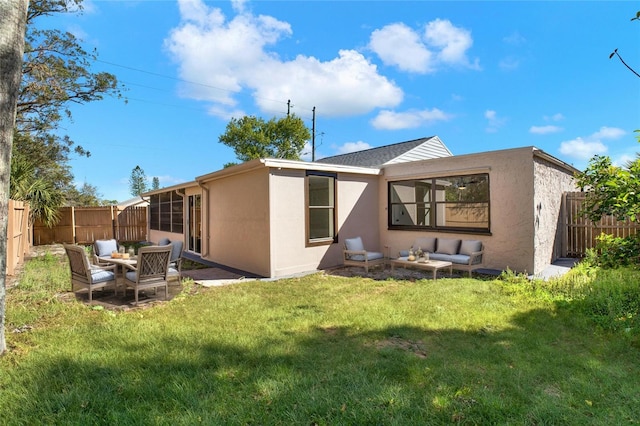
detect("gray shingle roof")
(315, 136), (452, 168)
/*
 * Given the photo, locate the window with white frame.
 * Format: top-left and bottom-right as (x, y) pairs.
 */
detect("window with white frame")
(306, 172), (336, 245)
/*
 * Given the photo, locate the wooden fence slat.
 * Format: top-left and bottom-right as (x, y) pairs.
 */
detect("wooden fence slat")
(563, 192), (640, 257)
(33, 205), (147, 245)
(6, 199), (30, 276)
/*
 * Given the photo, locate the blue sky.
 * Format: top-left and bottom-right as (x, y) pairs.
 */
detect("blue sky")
(44, 0), (639, 202)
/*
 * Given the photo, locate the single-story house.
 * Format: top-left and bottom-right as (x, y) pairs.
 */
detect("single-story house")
(142, 136), (578, 278)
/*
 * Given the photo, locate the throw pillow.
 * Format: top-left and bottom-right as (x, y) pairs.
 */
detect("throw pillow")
(436, 238), (461, 255)
(414, 237), (436, 253)
(345, 237), (365, 252)
(459, 240), (482, 256)
(95, 239), (117, 256)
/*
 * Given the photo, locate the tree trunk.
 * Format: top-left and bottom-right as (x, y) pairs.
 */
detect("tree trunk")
(0, 0), (29, 355)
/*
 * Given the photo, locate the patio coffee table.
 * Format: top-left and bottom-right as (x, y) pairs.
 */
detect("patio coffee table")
(390, 257), (453, 280)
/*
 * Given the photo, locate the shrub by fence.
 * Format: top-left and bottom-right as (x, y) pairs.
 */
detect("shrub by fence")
(564, 192), (640, 257)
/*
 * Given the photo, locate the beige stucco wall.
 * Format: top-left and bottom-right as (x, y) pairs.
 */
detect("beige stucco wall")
(268, 169), (380, 278)
(380, 147), (564, 273)
(203, 167), (271, 277)
(147, 231), (183, 245)
(532, 156), (577, 273)
(148, 146), (574, 278)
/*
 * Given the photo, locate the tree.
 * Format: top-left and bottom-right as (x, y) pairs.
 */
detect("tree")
(579, 11), (640, 224)
(1, 0), (29, 355)
(609, 11), (640, 78)
(576, 155), (640, 223)
(10, 0), (122, 224)
(151, 176), (160, 190)
(219, 114), (311, 163)
(65, 182), (103, 206)
(129, 165), (147, 197)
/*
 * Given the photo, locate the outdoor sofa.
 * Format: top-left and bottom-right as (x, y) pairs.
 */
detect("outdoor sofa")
(399, 237), (484, 277)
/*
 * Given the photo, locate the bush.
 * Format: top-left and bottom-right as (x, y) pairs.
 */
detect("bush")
(497, 262), (640, 340)
(585, 233), (640, 268)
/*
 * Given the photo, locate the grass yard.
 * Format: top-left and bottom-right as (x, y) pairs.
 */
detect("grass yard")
(1, 252), (639, 425)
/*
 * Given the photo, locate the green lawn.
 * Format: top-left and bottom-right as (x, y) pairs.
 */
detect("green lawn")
(1, 252), (639, 425)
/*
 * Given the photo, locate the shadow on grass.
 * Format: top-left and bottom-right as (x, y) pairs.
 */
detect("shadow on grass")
(4, 307), (639, 424)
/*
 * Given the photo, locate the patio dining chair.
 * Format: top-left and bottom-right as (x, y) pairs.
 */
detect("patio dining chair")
(167, 240), (184, 283)
(64, 244), (117, 303)
(122, 245), (172, 305)
(93, 238), (119, 265)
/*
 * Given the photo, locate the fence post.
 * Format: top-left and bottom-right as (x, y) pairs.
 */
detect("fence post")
(71, 205), (76, 244)
(7, 200), (15, 276)
(111, 205), (117, 240)
(561, 192), (567, 257)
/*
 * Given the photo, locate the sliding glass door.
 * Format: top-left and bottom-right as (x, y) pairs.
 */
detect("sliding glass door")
(187, 194), (202, 254)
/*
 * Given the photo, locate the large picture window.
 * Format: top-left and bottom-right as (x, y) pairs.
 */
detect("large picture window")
(150, 191), (183, 233)
(389, 173), (490, 233)
(306, 172), (336, 245)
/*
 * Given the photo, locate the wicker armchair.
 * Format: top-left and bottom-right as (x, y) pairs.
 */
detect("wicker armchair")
(122, 245), (172, 305)
(64, 244), (117, 302)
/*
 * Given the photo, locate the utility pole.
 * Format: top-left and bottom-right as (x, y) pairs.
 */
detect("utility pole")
(287, 99), (291, 116)
(312, 106), (316, 162)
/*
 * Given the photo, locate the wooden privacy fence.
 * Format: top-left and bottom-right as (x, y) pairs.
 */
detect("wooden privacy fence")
(33, 205), (147, 245)
(6, 199), (30, 276)
(564, 192), (640, 257)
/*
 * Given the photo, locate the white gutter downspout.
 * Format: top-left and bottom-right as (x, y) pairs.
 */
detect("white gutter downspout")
(175, 189), (187, 247)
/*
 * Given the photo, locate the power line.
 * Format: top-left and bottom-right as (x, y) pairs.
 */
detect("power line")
(96, 59), (322, 134)
(97, 59), (301, 109)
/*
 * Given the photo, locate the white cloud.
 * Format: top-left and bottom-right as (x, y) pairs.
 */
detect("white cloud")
(337, 141), (372, 154)
(592, 126), (626, 140)
(369, 23), (434, 73)
(499, 31), (526, 72)
(559, 138), (607, 160)
(371, 108), (453, 130)
(166, 0), (403, 119)
(558, 127), (625, 160)
(546, 113), (565, 122)
(369, 19), (479, 74)
(530, 125), (563, 135)
(499, 56), (520, 71)
(503, 31), (526, 46)
(485, 109), (506, 133)
(300, 141), (313, 161)
(425, 19), (480, 70)
(613, 153), (635, 167)
(251, 50), (403, 117)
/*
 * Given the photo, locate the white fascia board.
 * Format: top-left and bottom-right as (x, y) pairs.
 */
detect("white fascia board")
(196, 158), (380, 183)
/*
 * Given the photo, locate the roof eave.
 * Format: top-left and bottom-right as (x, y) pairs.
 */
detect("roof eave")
(196, 158), (381, 184)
